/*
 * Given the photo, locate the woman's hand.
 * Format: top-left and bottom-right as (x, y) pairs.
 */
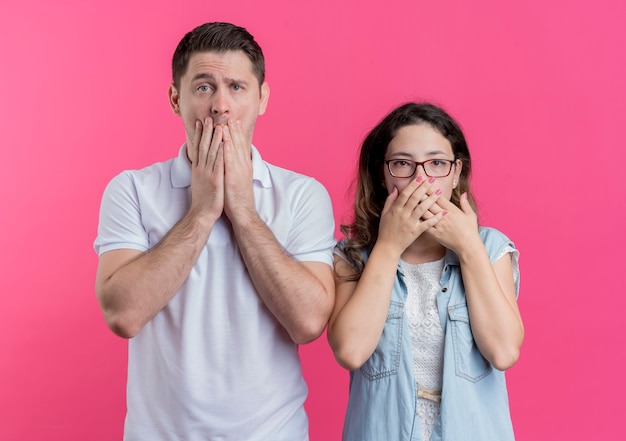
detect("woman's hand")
(424, 192), (481, 255)
(425, 193), (524, 369)
(378, 177), (446, 256)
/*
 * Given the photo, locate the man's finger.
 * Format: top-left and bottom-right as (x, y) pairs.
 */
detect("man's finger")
(197, 117), (215, 166)
(228, 120), (247, 154)
(187, 120), (202, 165)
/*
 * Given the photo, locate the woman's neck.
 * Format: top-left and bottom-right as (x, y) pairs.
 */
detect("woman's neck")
(400, 233), (446, 265)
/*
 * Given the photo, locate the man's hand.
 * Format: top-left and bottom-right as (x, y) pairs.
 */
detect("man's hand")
(95, 118), (227, 338)
(187, 117), (225, 223)
(222, 119), (256, 222)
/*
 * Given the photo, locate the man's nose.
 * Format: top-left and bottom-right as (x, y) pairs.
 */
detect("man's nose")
(211, 88), (230, 116)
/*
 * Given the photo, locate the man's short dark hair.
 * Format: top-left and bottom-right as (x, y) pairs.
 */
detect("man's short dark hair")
(172, 22), (265, 89)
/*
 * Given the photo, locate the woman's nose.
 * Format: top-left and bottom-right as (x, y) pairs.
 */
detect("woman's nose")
(415, 164), (429, 179)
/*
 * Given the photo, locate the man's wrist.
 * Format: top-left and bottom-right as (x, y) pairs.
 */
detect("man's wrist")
(228, 206), (262, 230)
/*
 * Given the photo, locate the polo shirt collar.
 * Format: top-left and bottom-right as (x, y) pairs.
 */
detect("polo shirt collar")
(171, 144), (271, 189)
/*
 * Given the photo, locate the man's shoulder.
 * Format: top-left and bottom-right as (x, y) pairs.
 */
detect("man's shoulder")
(264, 161), (308, 179)
(263, 160), (327, 191)
(108, 155), (177, 186)
(129, 155), (177, 177)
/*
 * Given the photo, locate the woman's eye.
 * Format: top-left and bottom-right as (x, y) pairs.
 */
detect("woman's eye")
(430, 160), (448, 167)
(394, 160), (410, 167)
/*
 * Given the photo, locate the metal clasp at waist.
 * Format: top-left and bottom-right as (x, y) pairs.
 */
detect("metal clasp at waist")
(417, 388), (442, 403)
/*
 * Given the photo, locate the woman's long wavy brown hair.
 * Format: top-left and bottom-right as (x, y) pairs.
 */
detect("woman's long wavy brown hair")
(339, 102), (478, 280)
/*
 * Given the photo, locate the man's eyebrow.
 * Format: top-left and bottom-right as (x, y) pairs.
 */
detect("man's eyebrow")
(191, 73), (215, 82)
(190, 73), (249, 85)
(224, 76), (249, 86)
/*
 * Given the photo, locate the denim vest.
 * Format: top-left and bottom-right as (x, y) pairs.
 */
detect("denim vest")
(341, 227), (519, 441)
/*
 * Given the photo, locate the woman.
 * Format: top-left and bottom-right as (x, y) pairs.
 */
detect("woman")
(328, 103), (524, 440)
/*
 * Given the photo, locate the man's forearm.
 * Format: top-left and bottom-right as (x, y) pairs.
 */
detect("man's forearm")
(96, 211), (217, 338)
(231, 213), (334, 344)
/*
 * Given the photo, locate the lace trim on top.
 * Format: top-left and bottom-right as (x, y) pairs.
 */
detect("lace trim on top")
(399, 257), (445, 441)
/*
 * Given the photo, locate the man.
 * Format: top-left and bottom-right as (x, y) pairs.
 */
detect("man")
(94, 22), (336, 440)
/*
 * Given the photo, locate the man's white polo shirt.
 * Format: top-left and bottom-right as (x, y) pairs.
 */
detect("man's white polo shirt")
(95, 145), (336, 441)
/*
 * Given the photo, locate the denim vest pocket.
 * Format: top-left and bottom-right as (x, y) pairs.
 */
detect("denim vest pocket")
(448, 303), (492, 382)
(360, 300), (404, 380)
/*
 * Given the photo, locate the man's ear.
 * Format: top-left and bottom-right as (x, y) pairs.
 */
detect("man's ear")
(258, 82), (270, 116)
(168, 83), (181, 116)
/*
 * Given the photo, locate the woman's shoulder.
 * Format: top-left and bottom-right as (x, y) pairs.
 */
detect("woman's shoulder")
(478, 226), (517, 257)
(478, 226), (511, 240)
(336, 239), (372, 255)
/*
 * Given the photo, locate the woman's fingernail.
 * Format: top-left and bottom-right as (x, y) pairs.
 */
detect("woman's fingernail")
(416, 176), (423, 183)
(442, 210), (448, 216)
(428, 177), (435, 183)
(462, 192), (468, 200)
(435, 189), (442, 195)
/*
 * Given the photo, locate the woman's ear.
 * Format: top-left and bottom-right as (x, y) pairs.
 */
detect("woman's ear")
(453, 159), (463, 185)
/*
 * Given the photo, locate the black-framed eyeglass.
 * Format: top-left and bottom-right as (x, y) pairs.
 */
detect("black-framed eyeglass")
(384, 159), (456, 178)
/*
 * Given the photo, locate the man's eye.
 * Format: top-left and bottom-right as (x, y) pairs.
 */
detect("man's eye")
(197, 85), (210, 92)
(232, 84), (242, 91)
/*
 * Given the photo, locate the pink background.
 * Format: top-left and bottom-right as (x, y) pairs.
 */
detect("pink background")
(1, 0), (624, 439)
